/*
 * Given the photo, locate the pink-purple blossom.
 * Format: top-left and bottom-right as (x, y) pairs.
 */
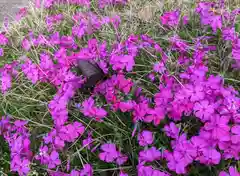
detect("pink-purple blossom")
(110, 55), (135, 72)
(139, 147), (161, 163)
(194, 100), (215, 122)
(81, 97), (107, 121)
(0, 34), (8, 45)
(219, 166), (240, 176)
(138, 130), (154, 146)
(160, 10), (180, 27)
(164, 122), (180, 139)
(0, 48), (4, 56)
(99, 143), (127, 165)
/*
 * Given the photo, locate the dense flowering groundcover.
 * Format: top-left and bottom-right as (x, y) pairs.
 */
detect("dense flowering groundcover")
(0, 0), (240, 175)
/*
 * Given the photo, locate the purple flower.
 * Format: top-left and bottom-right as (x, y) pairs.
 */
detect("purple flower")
(119, 172), (128, 176)
(116, 154), (128, 165)
(0, 34), (8, 45)
(35, 145), (49, 165)
(144, 107), (165, 126)
(54, 136), (65, 149)
(154, 88), (173, 106)
(198, 148), (221, 165)
(148, 73), (155, 82)
(164, 150), (188, 174)
(40, 52), (54, 71)
(70, 170), (80, 176)
(98, 61), (108, 74)
(48, 96), (69, 127)
(81, 97), (107, 121)
(219, 166), (240, 176)
(231, 125), (240, 144)
(171, 134), (197, 164)
(182, 15), (189, 25)
(164, 122), (180, 139)
(58, 122), (85, 142)
(0, 48), (3, 56)
(11, 156), (30, 176)
(16, 8), (28, 21)
(219, 141), (240, 160)
(48, 150), (61, 169)
(137, 163), (170, 176)
(133, 102), (149, 122)
(210, 15), (222, 32)
(60, 35), (75, 48)
(44, 0), (54, 8)
(170, 35), (189, 52)
(195, 2), (222, 32)
(49, 171), (69, 176)
(80, 164), (93, 176)
(22, 38), (31, 51)
(194, 100), (215, 122)
(49, 32), (60, 45)
(99, 143), (119, 162)
(232, 39), (240, 62)
(153, 62), (166, 74)
(35, 0), (41, 8)
(0, 118), (32, 176)
(21, 59), (39, 84)
(138, 130), (154, 147)
(222, 27), (236, 41)
(3, 17), (9, 30)
(185, 84), (205, 102)
(110, 55), (135, 72)
(99, 143), (127, 165)
(82, 133), (93, 150)
(1, 70), (12, 93)
(116, 74), (133, 94)
(160, 10), (180, 27)
(139, 147), (161, 163)
(110, 15), (121, 29)
(72, 13), (105, 39)
(119, 100), (135, 112)
(46, 14), (63, 31)
(204, 115), (230, 142)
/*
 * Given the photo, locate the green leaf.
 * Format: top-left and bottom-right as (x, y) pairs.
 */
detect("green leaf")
(235, 22), (240, 33)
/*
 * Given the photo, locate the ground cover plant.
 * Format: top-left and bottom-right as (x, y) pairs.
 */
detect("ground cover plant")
(0, 0), (240, 175)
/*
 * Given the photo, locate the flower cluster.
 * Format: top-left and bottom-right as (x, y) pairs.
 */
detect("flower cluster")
(46, 14), (64, 32)
(35, 122), (85, 168)
(138, 130), (153, 147)
(0, 117), (32, 176)
(160, 9), (189, 27)
(49, 164), (93, 176)
(137, 164), (170, 176)
(0, 33), (8, 56)
(219, 166), (240, 176)
(195, 1), (240, 66)
(99, 143), (128, 165)
(160, 9), (180, 27)
(0, 61), (18, 93)
(16, 7), (28, 21)
(0, 33), (8, 45)
(80, 97), (107, 121)
(72, 12), (121, 39)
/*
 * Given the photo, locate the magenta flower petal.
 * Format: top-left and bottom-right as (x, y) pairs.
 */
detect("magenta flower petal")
(138, 130), (154, 147)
